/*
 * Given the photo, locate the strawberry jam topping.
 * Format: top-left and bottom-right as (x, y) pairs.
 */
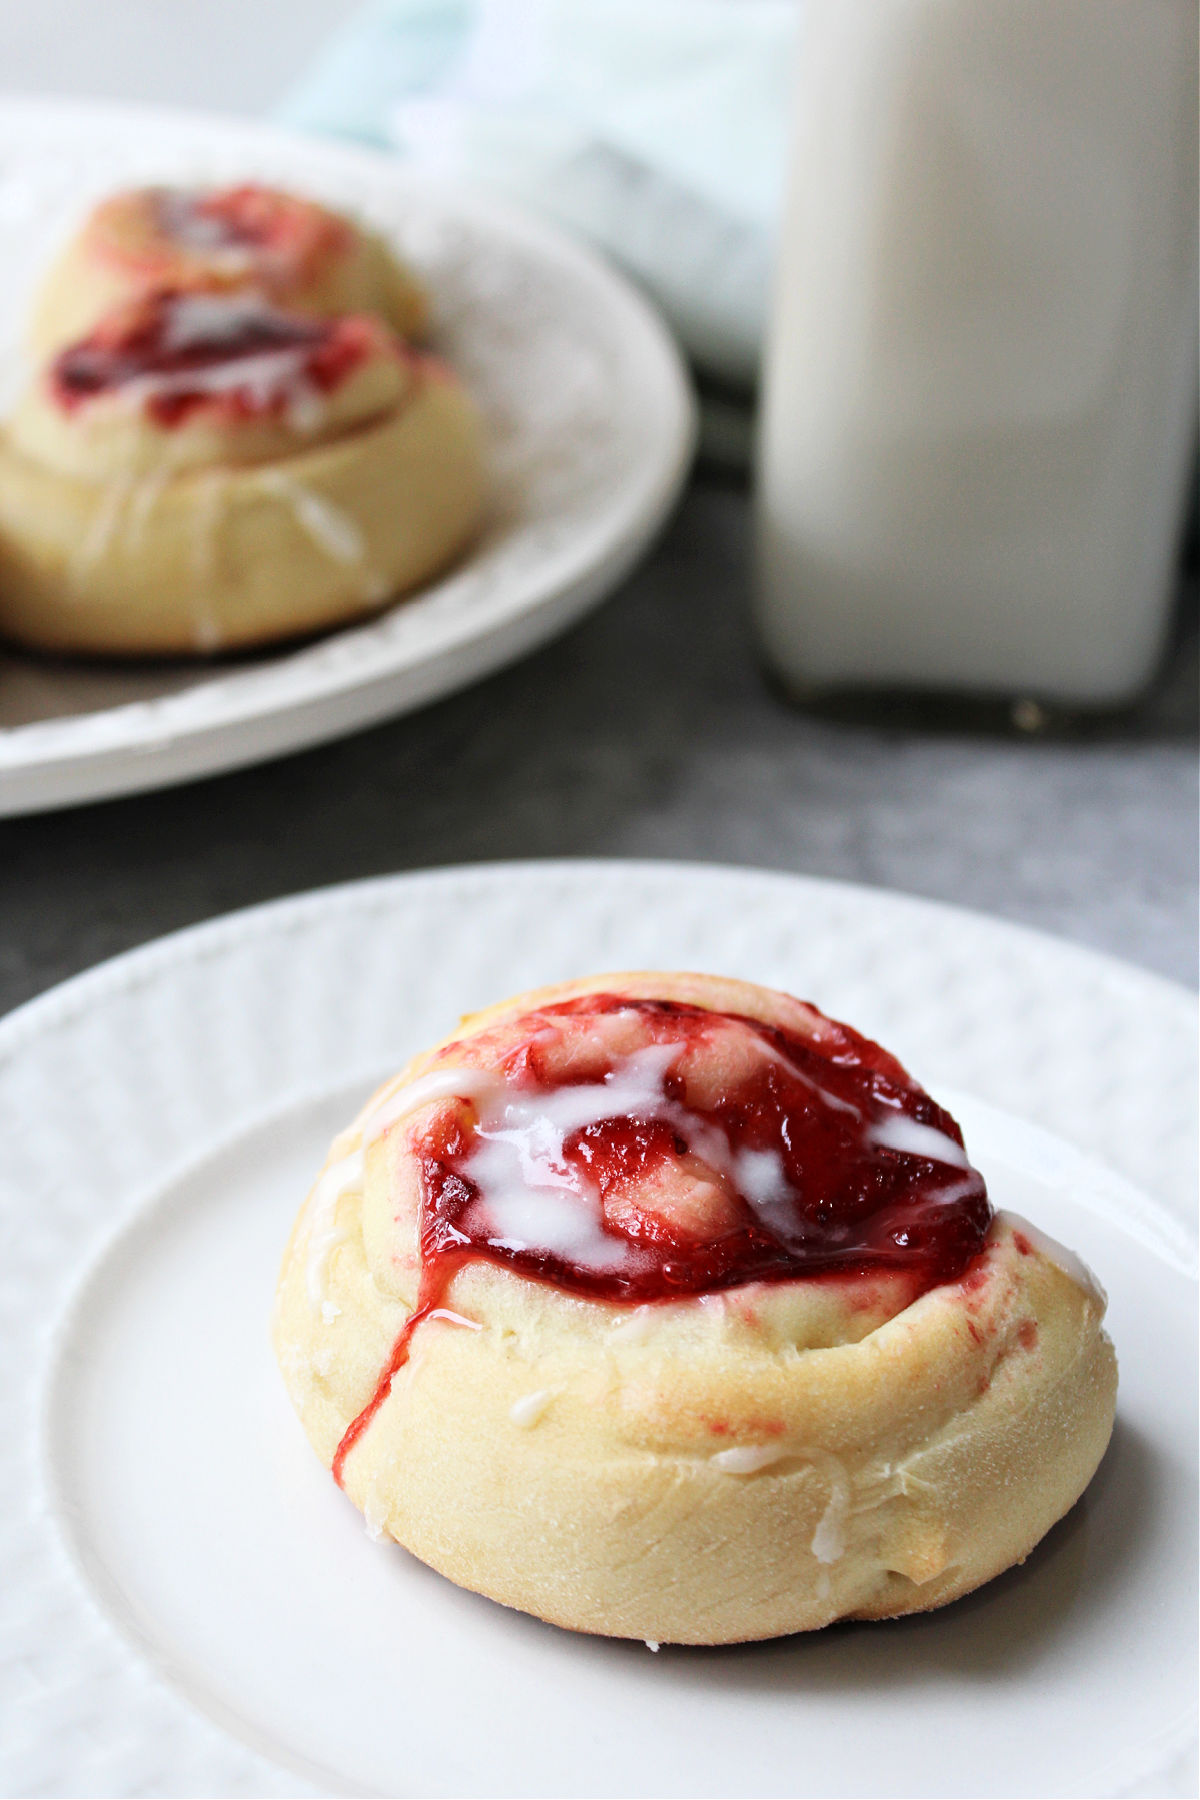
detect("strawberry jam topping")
(331, 994), (991, 1487)
(153, 183), (350, 267)
(50, 289), (380, 426)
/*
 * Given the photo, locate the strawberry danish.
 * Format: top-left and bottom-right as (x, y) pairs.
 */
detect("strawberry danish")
(273, 972), (1117, 1645)
(29, 182), (427, 355)
(0, 288), (483, 654)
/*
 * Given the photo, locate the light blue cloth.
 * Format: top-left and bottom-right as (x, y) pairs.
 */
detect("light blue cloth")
(279, 0), (801, 388)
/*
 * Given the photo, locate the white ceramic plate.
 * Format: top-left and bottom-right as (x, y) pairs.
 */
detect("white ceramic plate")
(3, 861), (1196, 1798)
(0, 100), (695, 816)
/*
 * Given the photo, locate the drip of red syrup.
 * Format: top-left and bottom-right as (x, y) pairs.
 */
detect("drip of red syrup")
(331, 995), (992, 1487)
(50, 290), (381, 426)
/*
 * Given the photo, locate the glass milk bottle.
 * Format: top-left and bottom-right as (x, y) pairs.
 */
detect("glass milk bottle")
(754, 0), (1198, 708)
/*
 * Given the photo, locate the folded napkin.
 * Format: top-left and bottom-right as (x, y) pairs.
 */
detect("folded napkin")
(279, 0), (802, 391)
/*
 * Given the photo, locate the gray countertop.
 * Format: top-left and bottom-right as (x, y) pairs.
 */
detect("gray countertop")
(0, 2), (1195, 1013)
(3, 474), (1196, 1019)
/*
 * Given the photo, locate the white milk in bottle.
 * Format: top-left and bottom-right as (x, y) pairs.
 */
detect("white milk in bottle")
(755, 0), (1198, 707)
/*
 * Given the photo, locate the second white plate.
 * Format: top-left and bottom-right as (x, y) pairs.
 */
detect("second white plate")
(0, 100), (695, 815)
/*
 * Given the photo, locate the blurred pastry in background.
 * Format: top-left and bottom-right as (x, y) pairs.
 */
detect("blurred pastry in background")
(28, 182), (428, 355)
(0, 287), (483, 655)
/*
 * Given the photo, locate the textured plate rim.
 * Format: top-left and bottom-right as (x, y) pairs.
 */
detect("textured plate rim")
(0, 99), (697, 812)
(2, 858), (1193, 1064)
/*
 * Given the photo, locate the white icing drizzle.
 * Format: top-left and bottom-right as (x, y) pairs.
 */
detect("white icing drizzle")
(361, 568), (392, 605)
(509, 1388), (559, 1428)
(922, 1174), (984, 1206)
(71, 478), (133, 586)
(304, 1148), (365, 1307)
(644, 1640), (661, 1653)
(457, 1045), (775, 1271)
(765, 1048), (862, 1119)
(124, 466), (170, 550)
(97, 293), (335, 421)
(257, 470), (365, 564)
(994, 1209), (1108, 1308)
(452, 1036), (898, 1270)
(301, 1067), (497, 1312)
(192, 612), (221, 654)
(299, 1032), (987, 1326)
(870, 1114), (970, 1167)
(426, 1308), (482, 1331)
(283, 379), (327, 433)
(807, 1452), (852, 1564)
(708, 1443), (851, 1565)
(342, 1036), (932, 1280)
(162, 291), (286, 350)
(729, 1143), (795, 1235)
(711, 1443), (788, 1474)
(852, 1458), (911, 1511)
(155, 193), (259, 266)
(123, 346), (316, 414)
(357, 1064), (499, 1145)
(462, 1045), (681, 1272)
(607, 1304), (656, 1344)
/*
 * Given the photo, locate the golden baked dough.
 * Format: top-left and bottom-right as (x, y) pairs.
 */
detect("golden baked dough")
(0, 289), (484, 655)
(273, 972), (1117, 1645)
(29, 183), (427, 354)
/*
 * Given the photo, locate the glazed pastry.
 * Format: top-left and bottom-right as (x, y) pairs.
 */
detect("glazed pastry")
(29, 183), (427, 355)
(273, 972), (1117, 1645)
(0, 288), (484, 655)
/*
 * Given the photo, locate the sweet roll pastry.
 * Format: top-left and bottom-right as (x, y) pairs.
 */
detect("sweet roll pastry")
(273, 972), (1117, 1645)
(29, 183), (427, 354)
(0, 287), (484, 654)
